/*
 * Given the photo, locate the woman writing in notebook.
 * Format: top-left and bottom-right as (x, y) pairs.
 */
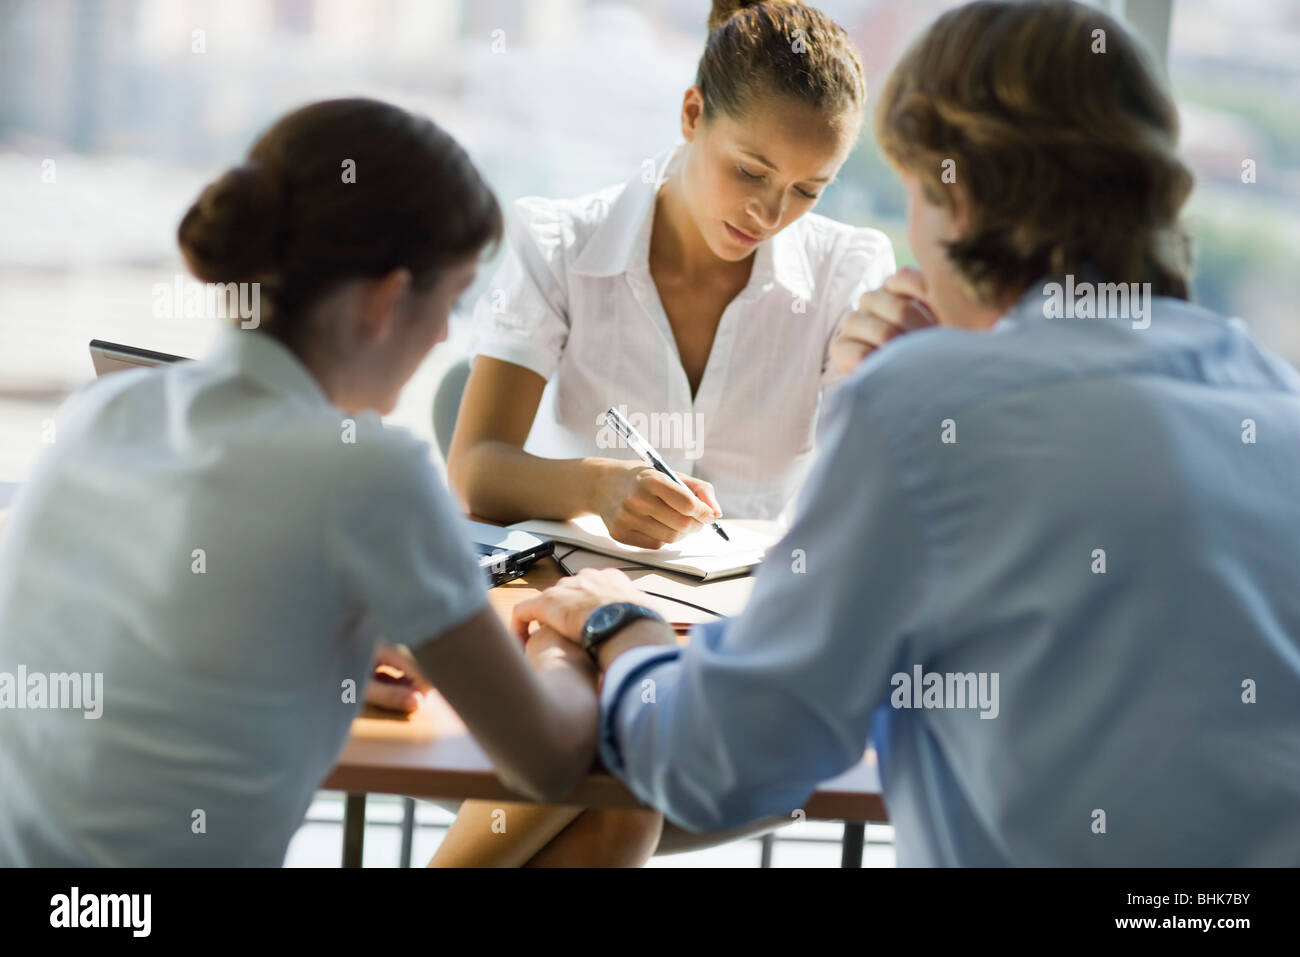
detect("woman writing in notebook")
(447, 0), (898, 546)
(434, 0), (906, 866)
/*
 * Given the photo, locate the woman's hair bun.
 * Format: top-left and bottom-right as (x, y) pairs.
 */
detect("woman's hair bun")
(177, 161), (284, 283)
(173, 98), (502, 348)
(708, 0), (801, 33)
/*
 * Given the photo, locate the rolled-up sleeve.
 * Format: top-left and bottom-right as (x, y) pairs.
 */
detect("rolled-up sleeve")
(468, 197), (571, 381)
(598, 378), (934, 832)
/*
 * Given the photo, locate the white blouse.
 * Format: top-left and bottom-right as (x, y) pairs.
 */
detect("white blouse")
(469, 144), (896, 520)
(0, 327), (487, 865)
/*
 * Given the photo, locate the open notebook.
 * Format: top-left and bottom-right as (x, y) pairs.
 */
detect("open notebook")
(508, 514), (785, 580)
(558, 547), (758, 624)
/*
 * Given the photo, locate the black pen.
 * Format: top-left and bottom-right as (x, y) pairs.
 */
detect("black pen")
(602, 406), (729, 542)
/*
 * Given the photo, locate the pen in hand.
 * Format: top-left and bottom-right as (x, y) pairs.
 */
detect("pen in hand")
(602, 406), (729, 542)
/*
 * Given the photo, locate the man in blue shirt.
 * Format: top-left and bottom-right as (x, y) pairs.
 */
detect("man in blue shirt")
(510, 0), (1300, 865)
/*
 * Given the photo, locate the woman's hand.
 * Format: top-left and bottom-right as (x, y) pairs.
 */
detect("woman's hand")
(593, 460), (722, 549)
(523, 623), (598, 681)
(364, 642), (432, 713)
(512, 567), (647, 642)
(830, 268), (939, 373)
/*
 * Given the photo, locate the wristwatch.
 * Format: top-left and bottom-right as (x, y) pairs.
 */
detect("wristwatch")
(580, 602), (666, 658)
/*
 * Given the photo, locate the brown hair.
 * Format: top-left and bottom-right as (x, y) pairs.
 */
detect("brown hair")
(178, 98), (502, 353)
(698, 0), (866, 124)
(876, 0), (1194, 304)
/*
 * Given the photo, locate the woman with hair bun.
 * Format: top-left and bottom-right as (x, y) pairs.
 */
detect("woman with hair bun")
(434, 0), (897, 866)
(0, 98), (625, 865)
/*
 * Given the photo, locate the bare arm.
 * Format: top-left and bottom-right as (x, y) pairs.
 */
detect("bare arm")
(446, 356), (611, 523)
(411, 605), (598, 803)
(447, 356), (721, 547)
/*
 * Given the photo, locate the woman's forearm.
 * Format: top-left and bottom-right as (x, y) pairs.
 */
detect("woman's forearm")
(454, 439), (618, 524)
(498, 642), (599, 801)
(535, 664), (601, 797)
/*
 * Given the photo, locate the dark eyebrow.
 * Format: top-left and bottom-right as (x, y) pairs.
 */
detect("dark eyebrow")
(740, 148), (833, 184)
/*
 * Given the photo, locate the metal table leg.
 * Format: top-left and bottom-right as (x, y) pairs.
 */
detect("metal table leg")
(840, 821), (865, 868)
(342, 793), (366, 868)
(399, 797), (416, 867)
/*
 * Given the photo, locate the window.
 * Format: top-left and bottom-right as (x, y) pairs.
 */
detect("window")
(1, 0), (1294, 484)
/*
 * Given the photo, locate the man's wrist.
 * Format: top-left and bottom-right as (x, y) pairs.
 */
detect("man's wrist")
(595, 617), (678, 672)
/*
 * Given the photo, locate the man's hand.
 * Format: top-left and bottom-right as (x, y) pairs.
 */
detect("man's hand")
(829, 268), (939, 373)
(511, 568), (646, 642)
(364, 642), (432, 714)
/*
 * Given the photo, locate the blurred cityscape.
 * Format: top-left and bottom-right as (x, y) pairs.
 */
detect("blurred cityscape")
(0, 0), (1297, 864)
(2, 0), (1298, 476)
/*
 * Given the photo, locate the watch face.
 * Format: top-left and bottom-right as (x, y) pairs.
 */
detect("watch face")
(588, 603), (624, 636)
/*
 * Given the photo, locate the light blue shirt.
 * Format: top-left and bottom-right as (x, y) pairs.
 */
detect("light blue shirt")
(598, 288), (1300, 865)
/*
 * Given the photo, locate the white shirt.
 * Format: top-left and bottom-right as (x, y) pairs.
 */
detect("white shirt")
(0, 327), (487, 866)
(469, 145), (896, 519)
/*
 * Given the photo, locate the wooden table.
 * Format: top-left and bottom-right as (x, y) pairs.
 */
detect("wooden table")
(322, 554), (888, 868)
(0, 499), (886, 866)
